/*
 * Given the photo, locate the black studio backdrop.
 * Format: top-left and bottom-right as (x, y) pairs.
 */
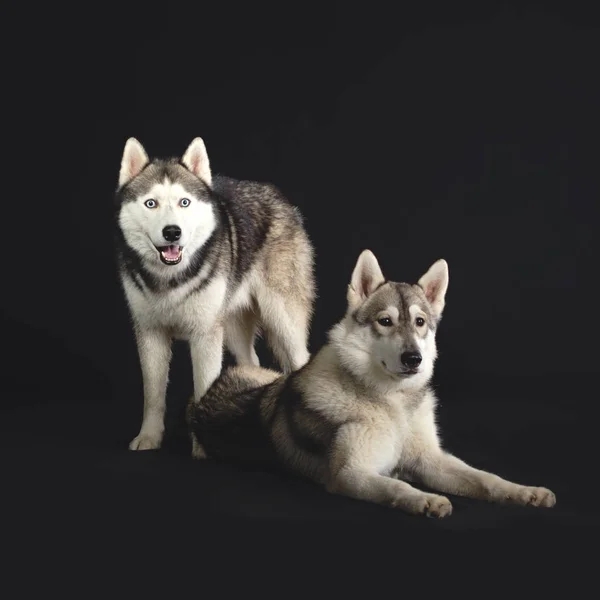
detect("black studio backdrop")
(2, 0), (599, 560)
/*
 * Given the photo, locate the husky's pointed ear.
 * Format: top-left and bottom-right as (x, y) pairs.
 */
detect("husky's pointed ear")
(182, 137), (212, 187)
(348, 250), (385, 309)
(418, 259), (449, 319)
(119, 138), (149, 188)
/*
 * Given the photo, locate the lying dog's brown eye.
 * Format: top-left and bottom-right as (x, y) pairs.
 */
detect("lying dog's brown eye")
(377, 317), (393, 327)
(416, 317), (425, 327)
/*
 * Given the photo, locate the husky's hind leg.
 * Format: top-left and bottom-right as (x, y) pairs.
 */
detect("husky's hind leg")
(256, 221), (314, 373)
(190, 433), (207, 460)
(257, 292), (310, 373)
(224, 307), (260, 367)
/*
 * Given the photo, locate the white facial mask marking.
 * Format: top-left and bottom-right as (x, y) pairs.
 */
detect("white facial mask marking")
(119, 179), (216, 271)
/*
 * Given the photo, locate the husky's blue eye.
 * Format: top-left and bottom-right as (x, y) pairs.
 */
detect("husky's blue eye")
(377, 317), (393, 327)
(180, 198), (191, 207)
(144, 199), (157, 208)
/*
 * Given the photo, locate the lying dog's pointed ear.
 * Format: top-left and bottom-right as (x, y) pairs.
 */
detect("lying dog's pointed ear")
(119, 138), (149, 188)
(182, 137), (212, 187)
(348, 250), (385, 309)
(418, 259), (449, 319)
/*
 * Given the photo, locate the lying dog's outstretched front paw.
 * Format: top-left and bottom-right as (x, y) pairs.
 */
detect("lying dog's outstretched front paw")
(423, 494), (454, 518)
(500, 485), (556, 508)
(129, 433), (162, 451)
(518, 486), (556, 508)
(403, 493), (453, 518)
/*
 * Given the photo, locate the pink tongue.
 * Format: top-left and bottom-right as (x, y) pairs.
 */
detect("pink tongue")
(162, 245), (180, 260)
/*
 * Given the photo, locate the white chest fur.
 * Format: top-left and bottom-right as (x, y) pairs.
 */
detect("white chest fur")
(368, 391), (437, 476)
(122, 273), (228, 339)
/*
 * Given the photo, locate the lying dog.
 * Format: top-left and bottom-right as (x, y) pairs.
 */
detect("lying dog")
(188, 250), (556, 517)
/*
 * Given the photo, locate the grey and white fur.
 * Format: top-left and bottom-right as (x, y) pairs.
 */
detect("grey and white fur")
(115, 137), (315, 452)
(188, 250), (556, 517)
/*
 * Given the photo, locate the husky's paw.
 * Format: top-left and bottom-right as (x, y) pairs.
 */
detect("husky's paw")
(403, 494), (453, 518)
(510, 486), (556, 508)
(129, 433), (162, 451)
(191, 438), (207, 460)
(422, 494), (453, 518)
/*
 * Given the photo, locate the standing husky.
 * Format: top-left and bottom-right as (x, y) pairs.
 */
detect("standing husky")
(116, 137), (314, 452)
(188, 250), (556, 517)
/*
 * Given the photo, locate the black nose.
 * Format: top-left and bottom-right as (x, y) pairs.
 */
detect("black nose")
(401, 352), (422, 369)
(162, 225), (181, 243)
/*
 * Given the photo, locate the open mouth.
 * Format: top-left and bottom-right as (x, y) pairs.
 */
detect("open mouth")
(157, 245), (183, 265)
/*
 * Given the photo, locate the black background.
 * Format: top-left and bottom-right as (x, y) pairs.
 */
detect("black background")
(2, 0), (598, 581)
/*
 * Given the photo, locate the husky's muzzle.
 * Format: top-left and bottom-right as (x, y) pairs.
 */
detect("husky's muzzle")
(382, 351), (422, 377)
(157, 225), (183, 265)
(400, 351), (422, 372)
(157, 245), (183, 265)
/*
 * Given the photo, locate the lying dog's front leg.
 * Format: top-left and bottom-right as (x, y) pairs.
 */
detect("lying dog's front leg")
(188, 326), (225, 459)
(130, 326), (172, 451)
(326, 423), (453, 518)
(328, 469), (453, 518)
(412, 451), (556, 508)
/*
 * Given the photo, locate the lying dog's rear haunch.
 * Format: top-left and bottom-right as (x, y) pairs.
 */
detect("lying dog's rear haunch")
(186, 366), (282, 466)
(188, 250), (556, 517)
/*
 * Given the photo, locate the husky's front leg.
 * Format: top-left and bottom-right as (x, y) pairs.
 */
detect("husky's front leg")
(130, 327), (172, 451)
(189, 326), (225, 459)
(412, 451), (556, 508)
(326, 424), (453, 518)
